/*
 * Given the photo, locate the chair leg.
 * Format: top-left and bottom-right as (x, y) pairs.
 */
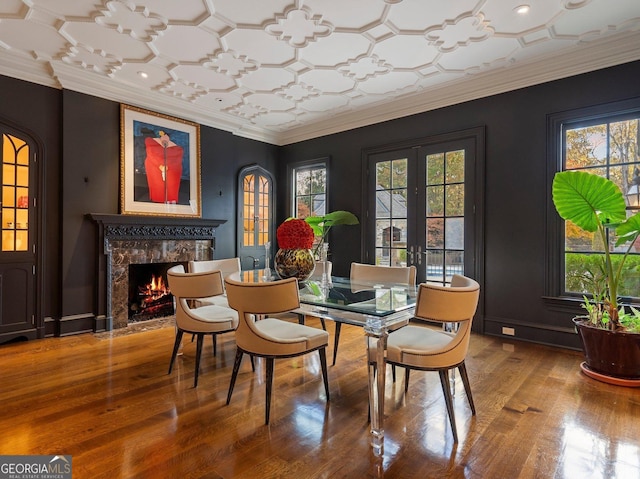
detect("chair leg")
(265, 357), (275, 425)
(392, 364), (396, 382)
(168, 329), (184, 374)
(458, 362), (476, 415)
(226, 348), (244, 405)
(250, 355), (255, 371)
(438, 369), (458, 443)
(320, 318), (327, 331)
(318, 347), (330, 400)
(332, 322), (342, 365)
(296, 313), (305, 325)
(194, 333), (204, 388)
(212, 333), (217, 356)
(404, 367), (410, 393)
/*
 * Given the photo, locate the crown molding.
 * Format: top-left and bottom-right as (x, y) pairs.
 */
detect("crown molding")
(50, 62), (279, 145)
(0, 51), (61, 89)
(276, 31), (640, 145)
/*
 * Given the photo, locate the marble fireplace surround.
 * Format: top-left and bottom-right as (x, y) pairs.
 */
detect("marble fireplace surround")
(90, 214), (226, 330)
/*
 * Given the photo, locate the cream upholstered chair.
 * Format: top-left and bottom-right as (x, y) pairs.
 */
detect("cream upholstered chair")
(329, 262), (417, 365)
(224, 276), (330, 425)
(166, 265), (239, 388)
(384, 274), (480, 442)
(188, 257), (241, 307)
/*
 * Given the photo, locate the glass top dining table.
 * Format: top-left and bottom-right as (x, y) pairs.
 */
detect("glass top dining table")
(238, 270), (417, 456)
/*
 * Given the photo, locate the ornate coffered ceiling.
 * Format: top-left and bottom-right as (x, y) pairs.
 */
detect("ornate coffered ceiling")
(0, 0), (639, 145)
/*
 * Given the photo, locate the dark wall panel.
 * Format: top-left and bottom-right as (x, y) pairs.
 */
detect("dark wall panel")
(62, 91), (119, 318)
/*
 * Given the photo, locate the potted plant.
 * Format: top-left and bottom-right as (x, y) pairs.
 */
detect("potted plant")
(304, 210), (359, 259)
(552, 170), (640, 384)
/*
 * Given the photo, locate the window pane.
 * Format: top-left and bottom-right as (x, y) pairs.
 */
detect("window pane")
(565, 125), (607, 170)
(426, 153), (444, 185)
(446, 150), (464, 183)
(391, 159), (407, 188)
(445, 250), (464, 282)
(609, 119), (638, 165)
(311, 193), (325, 216)
(376, 190), (391, 218)
(426, 185), (443, 216)
(445, 184), (464, 216)
(426, 249), (444, 283)
(310, 168), (326, 194)
(376, 161), (391, 189)
(445, 217), (464, 250)
(296, 170), (310, 195)
(427, 218), (444, 248)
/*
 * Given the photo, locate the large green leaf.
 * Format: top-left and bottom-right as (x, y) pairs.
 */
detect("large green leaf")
(304, 210), (359, 236)
(615, 211), (640, 247)
(552, 171), (627, 232)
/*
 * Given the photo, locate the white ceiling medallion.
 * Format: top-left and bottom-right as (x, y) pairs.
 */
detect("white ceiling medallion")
(264, 6), (333, 48)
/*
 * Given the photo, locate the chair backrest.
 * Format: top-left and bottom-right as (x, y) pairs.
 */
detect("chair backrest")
(224, 276), (300, 354)
(167, 265), (226, 330)
(309, 260), (332, 280)
(350, 262), (417, 286)
(413, 274), (480, 361)
(188, 257), (241, 280)
(413, 274), (479, 323)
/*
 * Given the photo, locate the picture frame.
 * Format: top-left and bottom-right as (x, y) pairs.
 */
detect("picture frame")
(120, 104), (201, 217)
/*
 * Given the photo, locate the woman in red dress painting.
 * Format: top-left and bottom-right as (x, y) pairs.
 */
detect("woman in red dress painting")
(144, 131), (183, 203)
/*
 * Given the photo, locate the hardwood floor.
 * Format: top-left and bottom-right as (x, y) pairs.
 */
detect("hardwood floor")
(1, 318), (639, 479)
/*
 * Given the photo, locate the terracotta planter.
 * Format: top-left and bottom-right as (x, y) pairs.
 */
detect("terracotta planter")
(573, 318), (640, 380)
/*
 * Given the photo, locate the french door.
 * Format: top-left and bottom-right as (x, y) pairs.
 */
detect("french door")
(364, 128), (484, 287)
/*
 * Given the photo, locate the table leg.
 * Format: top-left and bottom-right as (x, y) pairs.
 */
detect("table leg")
(365, 316), (388, 456)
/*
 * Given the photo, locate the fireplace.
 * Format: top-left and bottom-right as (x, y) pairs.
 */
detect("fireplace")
(129, 262), (185, 322)
(90, 214), (226, 330)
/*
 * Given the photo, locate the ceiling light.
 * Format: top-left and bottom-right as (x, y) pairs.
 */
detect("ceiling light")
(137, 71), (149, 79)
(514, 5), (530, 15)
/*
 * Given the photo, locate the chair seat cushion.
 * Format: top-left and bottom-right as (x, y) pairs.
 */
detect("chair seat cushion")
(255, 317), (329, 351)
(386, 325), (458, 368)
(188, 304), (239, 332)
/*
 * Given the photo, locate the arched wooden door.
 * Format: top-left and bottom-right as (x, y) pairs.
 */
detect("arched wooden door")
(236, 165), (274, 271)
(0, 127), (39, 342)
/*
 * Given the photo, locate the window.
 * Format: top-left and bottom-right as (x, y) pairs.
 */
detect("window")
(2, 133), (30, 251)
(291, 159), (327, 219)
(551, 102), (640, 300)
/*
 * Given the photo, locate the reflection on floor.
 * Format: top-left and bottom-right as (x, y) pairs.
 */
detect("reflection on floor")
(0, 319), (638, 478)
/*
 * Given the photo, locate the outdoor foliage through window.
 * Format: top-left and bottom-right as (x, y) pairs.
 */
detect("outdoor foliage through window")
(563, 116), (640, 299)
(294, 164), (326, 219)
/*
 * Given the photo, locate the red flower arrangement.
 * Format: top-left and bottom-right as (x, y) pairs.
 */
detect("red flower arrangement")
(276, 218), (315, 249)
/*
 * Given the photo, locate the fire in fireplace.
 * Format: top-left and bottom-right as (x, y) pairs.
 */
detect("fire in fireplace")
(128, 262), (185, 322)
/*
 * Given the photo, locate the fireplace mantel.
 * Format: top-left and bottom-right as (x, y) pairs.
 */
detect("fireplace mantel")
(89, 214), (227, 330)
(89, 213), (226, 241)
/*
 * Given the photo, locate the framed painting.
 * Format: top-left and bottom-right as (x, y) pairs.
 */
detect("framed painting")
(120, 104), (201, 217)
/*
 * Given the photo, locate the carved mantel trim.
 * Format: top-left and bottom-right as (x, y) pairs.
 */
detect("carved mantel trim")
(89, 213), (226, 241)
